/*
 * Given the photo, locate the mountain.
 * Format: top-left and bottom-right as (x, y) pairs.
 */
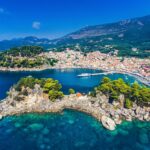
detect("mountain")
(53, 15), (150, 58)
(63, 15), (150, 39)
(0, 15), (150, 58)
(0, 36), (52, 51)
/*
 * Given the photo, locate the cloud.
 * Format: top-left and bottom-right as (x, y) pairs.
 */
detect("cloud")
(0, 8), (10, 15)
(32, 21), (41, 30)
(0, 8), (5, 13)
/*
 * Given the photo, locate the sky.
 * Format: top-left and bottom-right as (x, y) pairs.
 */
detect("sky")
(0, 0), (150, 40)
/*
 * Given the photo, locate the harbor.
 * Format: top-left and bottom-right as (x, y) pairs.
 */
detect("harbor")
(77, 71), (150, 87)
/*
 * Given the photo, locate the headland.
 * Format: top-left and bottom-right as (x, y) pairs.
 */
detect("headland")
(0, 77), (149, 131)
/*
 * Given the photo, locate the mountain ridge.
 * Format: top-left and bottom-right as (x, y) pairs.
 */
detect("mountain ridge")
(0, 15), (150, 58)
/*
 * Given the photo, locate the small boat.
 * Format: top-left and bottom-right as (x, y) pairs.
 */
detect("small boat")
(77, 73), (91, 77)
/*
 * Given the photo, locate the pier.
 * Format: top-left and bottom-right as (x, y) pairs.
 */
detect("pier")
(127, 73), (150, 87)
(77, 71), (150, 87)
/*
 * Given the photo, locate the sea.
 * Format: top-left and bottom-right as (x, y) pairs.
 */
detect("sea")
(0, 69), (149, 150)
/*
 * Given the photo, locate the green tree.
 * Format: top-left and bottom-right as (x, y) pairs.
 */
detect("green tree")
(101, 77), (111, 84)
(125, 98), (133, 109)
(69, 88), (75, 94)
(48, 90), (64, 101)
(138, 87), (150, 105)
(43, 79), (62, 93)
(95, 77), (150, 107)
(110, 90), (119, 101)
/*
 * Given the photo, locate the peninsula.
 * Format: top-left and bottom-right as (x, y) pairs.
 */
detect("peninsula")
(0, 77), (149, 130)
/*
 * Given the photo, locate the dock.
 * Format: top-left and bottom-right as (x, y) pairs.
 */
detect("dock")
(127, 73), (150, 87)
(77, 71), (150, 87)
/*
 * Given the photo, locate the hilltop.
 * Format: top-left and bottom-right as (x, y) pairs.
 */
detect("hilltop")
(52, 15), (150, 58)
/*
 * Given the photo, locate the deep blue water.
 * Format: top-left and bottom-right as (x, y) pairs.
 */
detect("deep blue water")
(0, 69), (139, 100)
(0, 69), (149, 150)
(0, 110), (150, 150)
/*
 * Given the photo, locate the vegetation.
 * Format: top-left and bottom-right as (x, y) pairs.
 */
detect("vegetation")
(92, 77), (150, 107)
(89, 90), (96, 97)
(1, 16), (150, 58)
(11, 76), (150, 106)
(125, 98), (133, 109)
(4, 46), (45, 57)
(0, 46), (58, 68)
(14, 77), (64, 101)
(68, 88), (75, 94)
(48, 34), (150, 58)
(48, 15), (150, 58)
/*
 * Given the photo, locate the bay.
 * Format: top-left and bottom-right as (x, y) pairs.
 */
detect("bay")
(0, 69), (138, 100)
(0, 69), (149, 150)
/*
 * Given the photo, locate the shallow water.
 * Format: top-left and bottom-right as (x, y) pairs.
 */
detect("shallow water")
(0, 110), (150, 150)
(0, 69), (139, 99)
(0, 69), (149, 150)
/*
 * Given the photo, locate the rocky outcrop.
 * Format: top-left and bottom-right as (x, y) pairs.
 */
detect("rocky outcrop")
(0, 93), (149, 131)
(101, 116), (116, 130)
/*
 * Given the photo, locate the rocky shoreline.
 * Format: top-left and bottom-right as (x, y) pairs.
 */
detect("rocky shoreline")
(0, 92), (149, 131)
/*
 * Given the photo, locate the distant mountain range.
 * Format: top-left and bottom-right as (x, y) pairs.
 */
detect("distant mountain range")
(0, 15), (150, 58)
(0, 36), (52, 51)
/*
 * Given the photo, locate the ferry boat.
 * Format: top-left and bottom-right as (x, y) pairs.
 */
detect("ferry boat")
(77, 73), (91, 77)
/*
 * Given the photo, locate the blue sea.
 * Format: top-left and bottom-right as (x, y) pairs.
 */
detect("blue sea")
(0, 69), (140, 100)
(0, 69), (149, 150)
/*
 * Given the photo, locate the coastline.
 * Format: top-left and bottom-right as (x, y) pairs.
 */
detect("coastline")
(0, 65), (149, 131)
(0, 66), (149, 86)
(0, 95), (105, 128)
(0, 93), (149, 131)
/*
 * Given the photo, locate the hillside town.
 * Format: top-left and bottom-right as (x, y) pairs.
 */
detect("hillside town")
(41, 49), (150, 76)
(0, 48), (149, 85)
(40, 49), (150, 83)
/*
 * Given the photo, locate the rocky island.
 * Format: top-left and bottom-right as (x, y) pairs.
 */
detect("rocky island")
(0, 76), (149, 131)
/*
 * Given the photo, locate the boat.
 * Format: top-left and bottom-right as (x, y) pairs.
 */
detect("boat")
(77, 73), (91, 77)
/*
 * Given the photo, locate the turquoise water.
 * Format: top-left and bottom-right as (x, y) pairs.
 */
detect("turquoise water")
(0, 69), (139, 100)
(0, 110), (150, 150)
(0, 69), (149, 150)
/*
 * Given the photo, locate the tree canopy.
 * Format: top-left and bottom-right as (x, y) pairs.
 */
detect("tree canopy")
(5, 46), (45, 57)
(95, 77), (150, 107)
(14, 77), (64, 101)
(69, 88), (75, 94)
(0, 46), (58, 68)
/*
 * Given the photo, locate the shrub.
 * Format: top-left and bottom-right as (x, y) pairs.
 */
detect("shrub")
(125, 99), (133, 109)
(48, 90), (64, 101)
(69, 88), (75, 94)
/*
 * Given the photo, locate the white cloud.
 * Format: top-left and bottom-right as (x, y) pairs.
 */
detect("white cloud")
(32, 21), (41, 30)
(0, 8), (10, 15)
(0, 8), (5, 13)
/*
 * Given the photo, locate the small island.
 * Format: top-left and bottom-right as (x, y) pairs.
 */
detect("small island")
(0, 76), (149, 130)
